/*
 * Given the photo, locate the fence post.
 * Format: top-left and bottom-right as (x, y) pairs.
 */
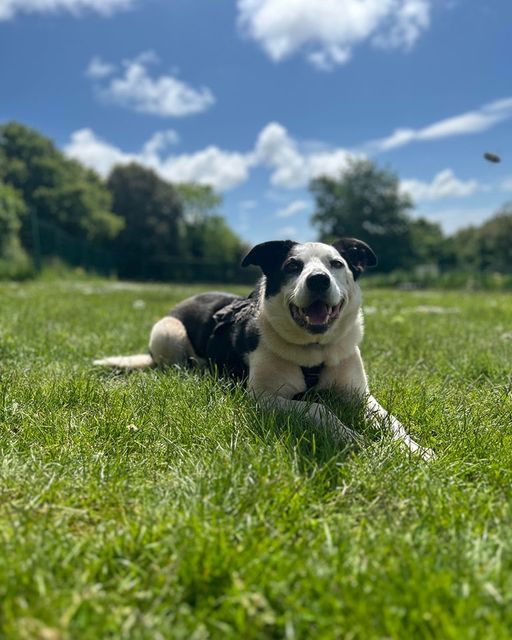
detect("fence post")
(30, 208), (42, 273)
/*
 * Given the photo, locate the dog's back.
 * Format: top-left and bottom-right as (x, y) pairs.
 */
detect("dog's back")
(168, 292), (240, 360)
(94, 291), (255, 374)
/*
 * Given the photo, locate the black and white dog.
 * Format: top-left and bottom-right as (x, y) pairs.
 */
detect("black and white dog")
(95, 238), (433, 460)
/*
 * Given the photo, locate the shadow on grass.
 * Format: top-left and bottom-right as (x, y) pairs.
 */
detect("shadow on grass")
(91, 362), (379, 473)
(245, 388), (380, 472)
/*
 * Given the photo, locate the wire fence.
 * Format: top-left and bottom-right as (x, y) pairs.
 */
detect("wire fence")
(24, 213), (256, 284)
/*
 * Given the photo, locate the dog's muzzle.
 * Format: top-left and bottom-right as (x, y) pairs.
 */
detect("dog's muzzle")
(306, 272), (330, 293)
(289, 300), (343, 334)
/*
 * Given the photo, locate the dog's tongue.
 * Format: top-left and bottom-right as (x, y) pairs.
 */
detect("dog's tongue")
(305, 300), (330, 325)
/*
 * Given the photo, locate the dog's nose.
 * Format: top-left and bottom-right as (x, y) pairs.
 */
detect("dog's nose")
(306, 272), (331, 292)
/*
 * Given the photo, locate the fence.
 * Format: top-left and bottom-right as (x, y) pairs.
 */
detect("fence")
(24, 213), (256, 284)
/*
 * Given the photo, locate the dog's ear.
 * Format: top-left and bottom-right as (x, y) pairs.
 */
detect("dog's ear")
(241, 240), (297, 275)
(332, 237), (377, 280)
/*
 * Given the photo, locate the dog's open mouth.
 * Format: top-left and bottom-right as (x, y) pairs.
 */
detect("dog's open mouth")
(290, 300), (343, 333)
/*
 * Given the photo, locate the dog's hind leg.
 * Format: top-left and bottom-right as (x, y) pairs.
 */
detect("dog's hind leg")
(149, 316), (200, 367)
(94, 316), (199, 370)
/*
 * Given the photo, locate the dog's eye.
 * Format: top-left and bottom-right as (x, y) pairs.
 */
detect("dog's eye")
(283, 259), (303, 274)
(330, 259), (345, 269)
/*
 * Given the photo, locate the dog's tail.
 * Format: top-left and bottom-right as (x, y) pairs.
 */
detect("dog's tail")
(93, 354), (155, 370)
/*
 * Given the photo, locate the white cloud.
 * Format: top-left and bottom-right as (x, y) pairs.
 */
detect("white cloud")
(255, 122), (355, 188)
(237, 0), (430, 70)
(368, 97), (512, 153)
(65, 121), (355, 193)
(307, 45), (351, 71)
(64, 129), (132, 177)
(501, 178), (512, 192)
(255, 122), (309, 188)
(64, 106), (507, 198)
(368, 128), (416, 152)
(401, 169), (480, 202)
(276, 225), (298, 238)
(275, 200), (309, 218)
(308, 148), (355, 180)
(372, 0), (429, 49)
(89, 51), (215, 118)
(86, 56), (117, 79)
(239, 200), (258, 213)
(0, 0), (133, 20)
(64, 129), (252, 191)
(157, 147), (251, 191)
(142, 130), (180, 156)
(418, 207), (494, 234)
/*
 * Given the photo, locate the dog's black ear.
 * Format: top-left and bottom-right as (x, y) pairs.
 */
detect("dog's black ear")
(332, 237), (377, 280)
(241, 240), (297, 275)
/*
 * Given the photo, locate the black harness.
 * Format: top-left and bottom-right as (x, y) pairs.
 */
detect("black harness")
(300, 364), (324, 391)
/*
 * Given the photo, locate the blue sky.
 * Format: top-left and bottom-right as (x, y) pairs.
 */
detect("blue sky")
(1, 0), (511, 244)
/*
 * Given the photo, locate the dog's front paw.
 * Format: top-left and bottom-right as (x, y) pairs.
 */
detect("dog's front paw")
(417, 445), (436, 462)
(306, 402), (362, 446)
(403, 437), (436, 462)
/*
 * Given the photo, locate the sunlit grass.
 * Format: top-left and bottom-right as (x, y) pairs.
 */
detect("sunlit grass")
(1, 280), (512, 639)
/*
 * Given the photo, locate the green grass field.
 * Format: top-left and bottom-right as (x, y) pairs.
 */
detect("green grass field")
(1, 279), (512, 639)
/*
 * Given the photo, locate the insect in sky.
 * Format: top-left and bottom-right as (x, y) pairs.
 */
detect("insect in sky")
(484, 152), (501, 163)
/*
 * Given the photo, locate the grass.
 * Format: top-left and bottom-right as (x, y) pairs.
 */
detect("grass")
(1, 279), (512, 639)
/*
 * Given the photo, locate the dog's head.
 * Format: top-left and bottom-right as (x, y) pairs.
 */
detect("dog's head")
(242, 238), (376, 341)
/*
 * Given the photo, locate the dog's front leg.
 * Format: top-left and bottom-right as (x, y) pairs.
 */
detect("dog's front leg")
(247, 347), (361, 445)
(365, 395), (435, 461)
(322, 349), (434, 460)
(252, 390), (363, 446)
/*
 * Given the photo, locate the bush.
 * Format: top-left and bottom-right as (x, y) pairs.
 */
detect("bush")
(0, 182), (34, 280)
(366, 270), (512, 291)
(0, 240), (34, 280)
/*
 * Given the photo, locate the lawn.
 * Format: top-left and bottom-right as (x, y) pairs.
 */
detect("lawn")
(1, 279), (512, 639)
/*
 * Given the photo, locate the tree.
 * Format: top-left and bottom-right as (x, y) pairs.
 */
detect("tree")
(310, 159), (414, 272)
(477, 206), (512, 273)
(0, 182), (32, 278)
(453, 204), (512, 273)
(176, 183), (221, 227)
(175, 183), (243, 263)
(107, 170), (247, 281)
(0, 122), (123, 247)
(409, 217), (455, 269)
(107, 163), (186, 279)
(195, 215), (244, 263)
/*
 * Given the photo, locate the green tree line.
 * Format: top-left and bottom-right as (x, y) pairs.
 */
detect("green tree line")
(310, 159), (512, 280)
(0, 122), (247, 281)
(1, 121), (511, 284)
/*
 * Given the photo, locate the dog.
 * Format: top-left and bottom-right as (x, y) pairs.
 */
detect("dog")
(94, 238), (434, 460)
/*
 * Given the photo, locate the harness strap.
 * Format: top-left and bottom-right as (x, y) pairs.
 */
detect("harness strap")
(301, 364), (324, 390)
